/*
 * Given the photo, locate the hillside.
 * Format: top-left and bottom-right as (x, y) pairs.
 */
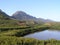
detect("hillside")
(0, 9), (10, 20)
(0, 10), (27, 28)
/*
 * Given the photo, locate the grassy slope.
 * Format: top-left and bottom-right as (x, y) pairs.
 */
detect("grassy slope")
(45, 22), (60, 30)
(0, 36), (60, 45)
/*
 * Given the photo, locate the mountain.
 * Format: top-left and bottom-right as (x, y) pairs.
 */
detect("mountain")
(11, 11), (54, 23)
(0, 10), (37, 27)
(11, 11), (37, 21)
(0, 9), (54, 26)
(0, 9), (21, 27)
(38, 18), (54, 22)
(0, 9), (10, 20)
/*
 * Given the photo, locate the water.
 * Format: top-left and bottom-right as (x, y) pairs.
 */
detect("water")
(24, 30), (60, 40)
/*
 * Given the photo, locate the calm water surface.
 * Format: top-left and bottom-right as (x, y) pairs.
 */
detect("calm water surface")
(24, 30), (60, 40)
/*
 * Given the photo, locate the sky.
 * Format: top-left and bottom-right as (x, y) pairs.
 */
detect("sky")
(0, 0), (60, 21)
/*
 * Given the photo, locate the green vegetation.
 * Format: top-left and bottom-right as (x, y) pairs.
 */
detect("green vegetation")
(45, 22), (60, 30)
(1, 10), (60, 45)
(0, 36), (60, 45)
(50, 22), (60, 30)
(0, 25), (49, 37)
(0, 10), (49, 37)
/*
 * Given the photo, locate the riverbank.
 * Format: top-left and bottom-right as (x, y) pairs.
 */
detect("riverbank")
(0, 25), (49, 37)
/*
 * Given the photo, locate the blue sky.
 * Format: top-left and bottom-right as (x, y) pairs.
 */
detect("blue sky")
(0, 0), (60, 21)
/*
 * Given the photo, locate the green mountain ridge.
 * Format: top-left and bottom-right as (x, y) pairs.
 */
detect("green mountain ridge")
(0, 9), (10, 20)
(0, 10), (37, 28)
(0, 10), (20, 27)
(0, 9), (54, 26)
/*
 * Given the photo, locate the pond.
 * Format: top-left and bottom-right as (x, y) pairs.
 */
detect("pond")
(24, 30), (60, 40)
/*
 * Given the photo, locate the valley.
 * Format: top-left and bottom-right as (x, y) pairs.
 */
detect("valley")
(0, 9), (60, 45)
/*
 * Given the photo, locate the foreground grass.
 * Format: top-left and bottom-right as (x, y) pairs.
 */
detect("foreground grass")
(0, 36), (60, 45)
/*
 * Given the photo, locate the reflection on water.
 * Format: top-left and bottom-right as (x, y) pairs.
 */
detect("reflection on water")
(24, 30), (60, 40)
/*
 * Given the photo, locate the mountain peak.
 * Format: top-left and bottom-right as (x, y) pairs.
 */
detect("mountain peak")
(13, 11), (27, 16)
(12, 11), (37, 20)
(16, 11), (26, 13)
